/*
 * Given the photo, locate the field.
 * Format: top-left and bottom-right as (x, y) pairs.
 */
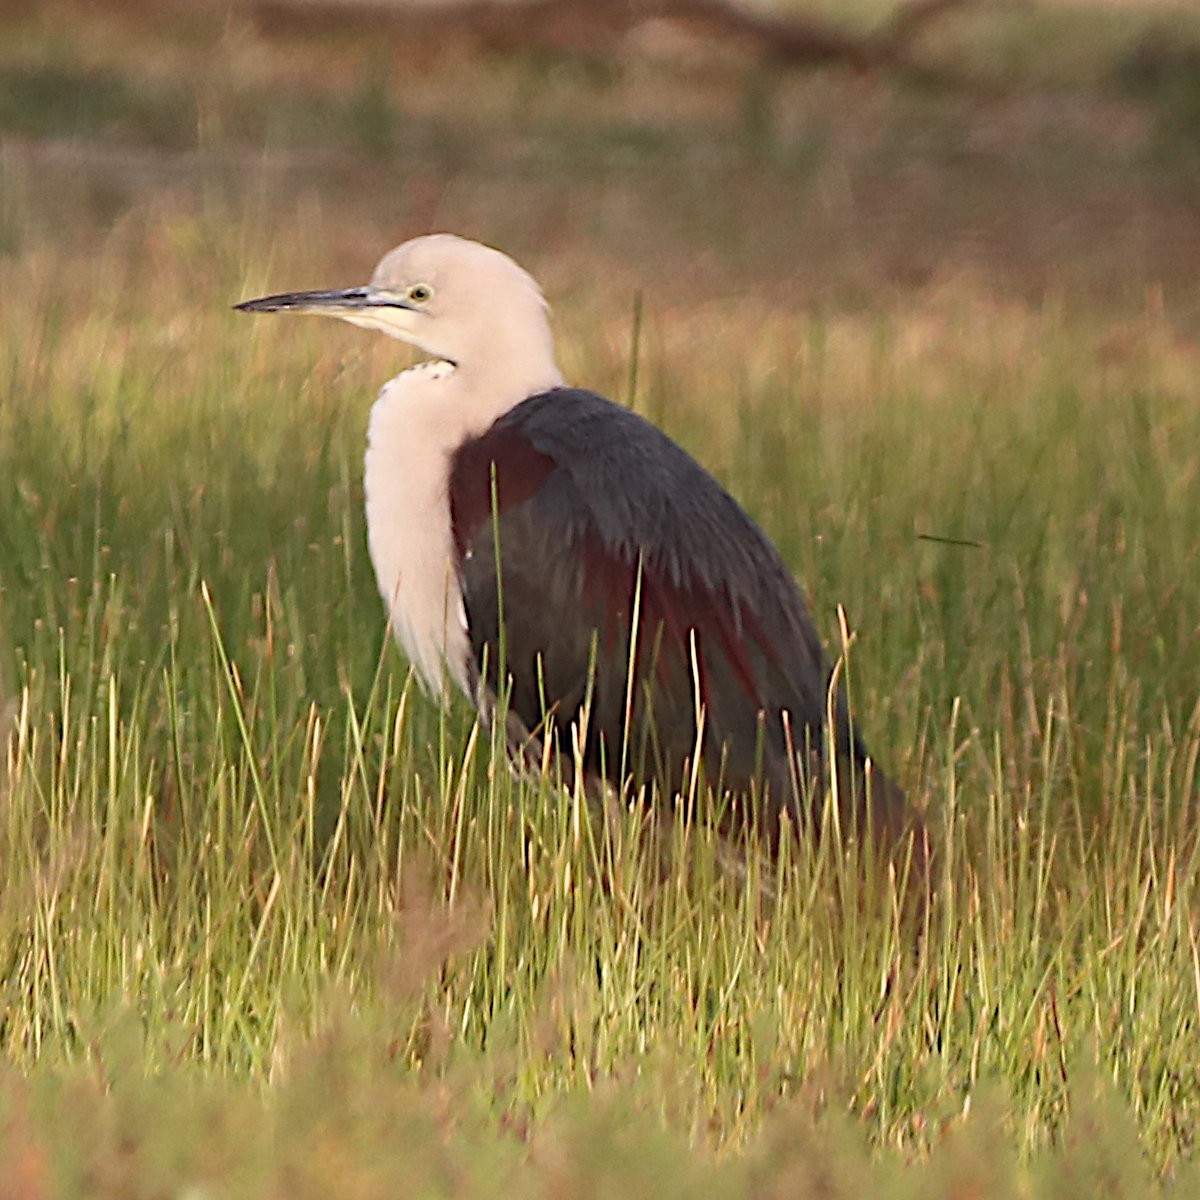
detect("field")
(2, 1), (1200, 1194)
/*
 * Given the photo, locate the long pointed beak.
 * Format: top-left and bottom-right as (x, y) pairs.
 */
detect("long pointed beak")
(234, 285), (412, 315)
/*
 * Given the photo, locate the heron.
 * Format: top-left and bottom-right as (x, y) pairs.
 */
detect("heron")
(236, 234), (922, 860)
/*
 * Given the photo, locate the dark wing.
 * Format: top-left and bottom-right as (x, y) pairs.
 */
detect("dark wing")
(449, 387), (863, 831)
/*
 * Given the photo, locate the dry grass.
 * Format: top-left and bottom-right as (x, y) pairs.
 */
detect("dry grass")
(1, 3), (1200, 1193)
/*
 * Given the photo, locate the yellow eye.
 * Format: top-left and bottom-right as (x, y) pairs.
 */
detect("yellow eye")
(407, 283), (433, 304)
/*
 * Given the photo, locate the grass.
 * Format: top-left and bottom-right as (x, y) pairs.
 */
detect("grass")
(2, 202), (1200, 1192)
(2, 2), (1200, 1193)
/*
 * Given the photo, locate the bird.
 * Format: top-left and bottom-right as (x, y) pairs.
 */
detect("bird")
(236, 234), (922, 861)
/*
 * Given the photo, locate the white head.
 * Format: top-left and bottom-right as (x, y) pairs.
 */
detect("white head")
(236, 233), (562, 391)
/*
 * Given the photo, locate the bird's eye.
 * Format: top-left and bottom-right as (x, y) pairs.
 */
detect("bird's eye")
(407, 283), (433, 304)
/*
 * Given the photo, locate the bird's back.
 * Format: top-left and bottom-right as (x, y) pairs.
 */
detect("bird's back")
(450, 388), (908, 844)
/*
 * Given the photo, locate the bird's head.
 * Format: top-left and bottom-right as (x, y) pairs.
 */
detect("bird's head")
(236, 233), (560, 379)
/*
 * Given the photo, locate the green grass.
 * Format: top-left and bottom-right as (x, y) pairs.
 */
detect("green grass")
(1, 198), (1200, 1193)
(2, 3), (1200, 1192)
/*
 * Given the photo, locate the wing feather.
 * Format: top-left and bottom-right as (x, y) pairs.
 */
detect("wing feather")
(449, 387), (862, 828)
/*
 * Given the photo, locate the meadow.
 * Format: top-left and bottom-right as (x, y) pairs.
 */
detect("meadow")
(2, 2), (1200, 1194)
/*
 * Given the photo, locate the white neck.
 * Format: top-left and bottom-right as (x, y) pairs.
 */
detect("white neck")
(363, 350), (564, 697)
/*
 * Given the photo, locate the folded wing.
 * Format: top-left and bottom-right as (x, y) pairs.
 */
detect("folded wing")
(449, 387), (862, 831)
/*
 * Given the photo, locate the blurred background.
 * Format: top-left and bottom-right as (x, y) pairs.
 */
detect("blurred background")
(1, 0), (1199, 311)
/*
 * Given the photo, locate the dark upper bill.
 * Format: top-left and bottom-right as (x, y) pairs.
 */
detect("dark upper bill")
(234, 286), (412, 314)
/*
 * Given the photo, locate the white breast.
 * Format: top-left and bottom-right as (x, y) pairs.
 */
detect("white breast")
(364, 362), (470, 698)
